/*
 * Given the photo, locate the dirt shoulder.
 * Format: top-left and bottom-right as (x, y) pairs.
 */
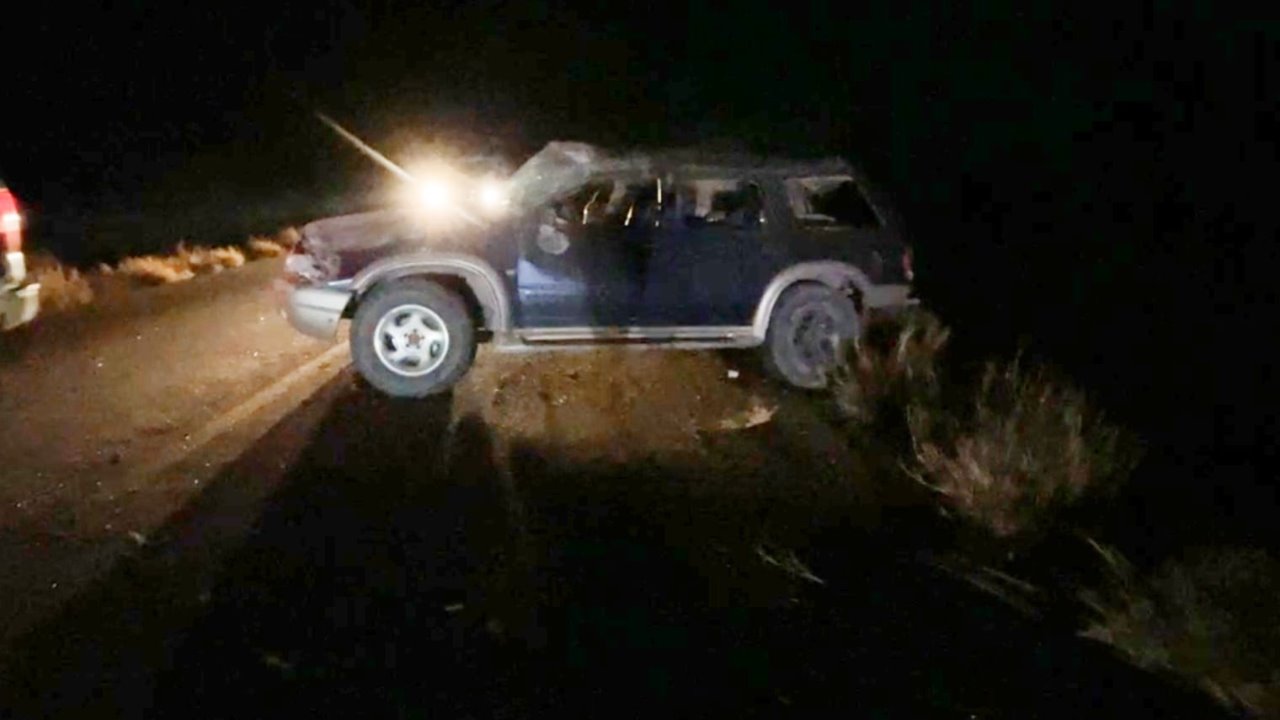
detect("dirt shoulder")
(0, 258), (338, 645)
(1, 343), (1226, 717)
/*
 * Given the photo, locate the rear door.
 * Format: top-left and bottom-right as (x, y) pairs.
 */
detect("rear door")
(637, 176), (767, 326)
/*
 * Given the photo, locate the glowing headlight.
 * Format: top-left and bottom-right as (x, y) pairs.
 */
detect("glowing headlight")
(418, 179), (453, 210)
(478, 181), (507, 213)
(1, 212), (21, 233)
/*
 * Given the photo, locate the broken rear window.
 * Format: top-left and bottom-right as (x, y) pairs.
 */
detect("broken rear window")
(669, 179), (765, 228)
(785, 176), (880, 229)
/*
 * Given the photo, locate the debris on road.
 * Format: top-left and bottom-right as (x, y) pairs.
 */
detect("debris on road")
(717, 400), (776, 430)
(127, 531), (147, 546)
(260, 653), (294, 673)
(727, 369), (740, 379)
(756, 545), (825, 586)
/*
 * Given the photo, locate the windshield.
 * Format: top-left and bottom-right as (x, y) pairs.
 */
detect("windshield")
(507, 142), (652, 210)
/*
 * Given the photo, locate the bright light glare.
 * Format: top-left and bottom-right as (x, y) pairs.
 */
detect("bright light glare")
(478, 181), (507, 213)
(1, 212), (20, 232)
(418, 180), (453, 210)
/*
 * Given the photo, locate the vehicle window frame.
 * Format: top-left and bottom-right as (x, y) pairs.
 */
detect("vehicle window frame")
(667, 176), (768, 231)
(784, 175), (883, 230)
(545, 175), (663, 229)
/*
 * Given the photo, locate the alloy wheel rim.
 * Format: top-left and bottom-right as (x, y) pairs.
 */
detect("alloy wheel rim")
(792, 305), (839, 372)
(373, 304), (451, 377)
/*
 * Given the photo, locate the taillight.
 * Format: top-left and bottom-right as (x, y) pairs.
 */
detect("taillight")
(0, 188), (21, 252)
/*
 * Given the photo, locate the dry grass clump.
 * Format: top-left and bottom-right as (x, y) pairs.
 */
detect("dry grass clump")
(276, 226), (301, 249)
(247, 236), (287, 259)
(32, 263), (94, 310)
(116, 242), (245, 285)
(25, 226), (292, 302)
(246, 227), (300, 259)
(906, 359), (1138, 537)
(115, 255), (196, 285)
(833, 309), (1136, 538)
(1083, 543), (1280, 717)
(832, 308), (950, 429)
(175, 242), (245, 273)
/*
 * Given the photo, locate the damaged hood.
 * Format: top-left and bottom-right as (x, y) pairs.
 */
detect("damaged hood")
(288, 141), (654, 283)
(292, 207), (496, 282)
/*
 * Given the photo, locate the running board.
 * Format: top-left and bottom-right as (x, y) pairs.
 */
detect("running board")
(496, 325), (761, 351)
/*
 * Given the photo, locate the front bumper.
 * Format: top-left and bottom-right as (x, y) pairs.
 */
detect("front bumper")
(1, 283), (40, 330)
(279, 282), (353, 340)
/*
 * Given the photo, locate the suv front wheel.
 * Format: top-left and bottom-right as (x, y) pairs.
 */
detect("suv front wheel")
(763, 283), (861, 389)
(351, 278), (476, 397)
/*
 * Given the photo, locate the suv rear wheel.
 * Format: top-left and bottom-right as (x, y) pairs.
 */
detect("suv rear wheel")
(351, 278), (476, 397)
(763, 283), (861, 389)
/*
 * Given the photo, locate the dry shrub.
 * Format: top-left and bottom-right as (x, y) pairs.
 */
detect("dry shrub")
(246, 226), (300, 260)
(833, 308), (950, 429)
(276, 226), (301, 250)
(246, 236), (287, 259)
(207, 245), (245, 269)
(906, 359), (1138, 538)
(116, 255), (195, 285)
(33, 263), (94, 311)
(114, 239), (249, 285)
(1083, 543), (1280, 717)
(176, 242), (244, 273)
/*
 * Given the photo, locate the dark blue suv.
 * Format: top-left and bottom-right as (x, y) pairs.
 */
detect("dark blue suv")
(280, 142), (915, 397)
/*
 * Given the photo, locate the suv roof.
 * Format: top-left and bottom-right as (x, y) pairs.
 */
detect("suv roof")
(509, 141), (867, 209)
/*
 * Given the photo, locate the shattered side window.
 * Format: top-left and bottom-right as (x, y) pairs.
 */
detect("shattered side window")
(549, 177), (662, 227)
(672, 179), (765, 229)
(785, 176), (880, 229)
(550, 181), (614, 225)
(616, 179), (661, 227)
(509, 142), (600, 209)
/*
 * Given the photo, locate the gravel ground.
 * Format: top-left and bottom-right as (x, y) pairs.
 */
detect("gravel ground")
(0, 261), (1230, 718)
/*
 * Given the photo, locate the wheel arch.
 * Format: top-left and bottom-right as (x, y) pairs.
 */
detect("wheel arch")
(350, 252), (512, 331)
(750, 261), (873, 341)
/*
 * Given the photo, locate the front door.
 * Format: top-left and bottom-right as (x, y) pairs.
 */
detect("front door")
(515, 178), (658, 328)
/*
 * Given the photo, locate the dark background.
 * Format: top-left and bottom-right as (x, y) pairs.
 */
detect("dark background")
(3, 1), (1276, 551)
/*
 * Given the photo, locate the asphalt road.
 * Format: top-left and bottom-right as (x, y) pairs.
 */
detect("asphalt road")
(0, 260), (1230, 718)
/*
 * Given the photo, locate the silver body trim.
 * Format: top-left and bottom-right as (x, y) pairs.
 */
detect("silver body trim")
(351, 252), (511, 331)
(495, 325), (758, 352)
(517, 325), (755, 343)
(284, 285), (353, 340)
(750, 261), (871, 340)
(287, 254), (914, 347)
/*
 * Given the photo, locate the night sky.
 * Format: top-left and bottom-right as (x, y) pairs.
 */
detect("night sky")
(4, 2), (1277, 544)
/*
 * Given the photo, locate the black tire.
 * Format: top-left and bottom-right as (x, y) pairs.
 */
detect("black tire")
(762, 283), (861, 389)
(351, 278), (476, 397)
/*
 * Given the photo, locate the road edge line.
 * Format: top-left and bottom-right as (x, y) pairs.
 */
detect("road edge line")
(131, 342), (351, 481)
